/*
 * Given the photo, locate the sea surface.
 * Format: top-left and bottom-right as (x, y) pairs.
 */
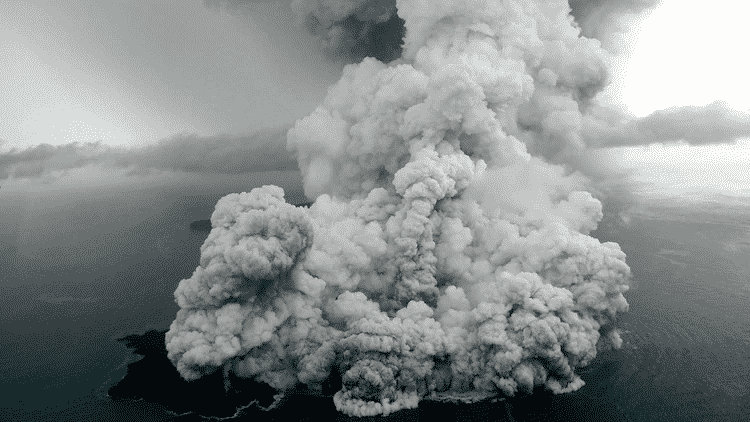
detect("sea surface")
(2, 191), (750, 421)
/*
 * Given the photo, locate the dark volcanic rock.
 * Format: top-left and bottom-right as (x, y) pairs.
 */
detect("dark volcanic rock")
(188, 219), (212, 232)
(108, 329), (278, 418)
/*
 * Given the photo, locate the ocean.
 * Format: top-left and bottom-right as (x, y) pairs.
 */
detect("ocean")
(2, 190), (750, 421)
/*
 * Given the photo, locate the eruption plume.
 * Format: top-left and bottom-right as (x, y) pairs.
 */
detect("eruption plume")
(166, 0), (632, 416)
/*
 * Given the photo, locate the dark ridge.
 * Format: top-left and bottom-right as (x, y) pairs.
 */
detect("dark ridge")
(188, 201), (314, 233)
(109, 329), (279, 418)
(106, 330), (504, 421)
(188, 219), (212, 232)
(115, 329), (169, 357)
(107, 328), (610, 420)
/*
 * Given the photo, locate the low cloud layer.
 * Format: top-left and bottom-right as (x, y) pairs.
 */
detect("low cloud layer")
(584, 100), (750, 148)
(0, 126), (298, 185)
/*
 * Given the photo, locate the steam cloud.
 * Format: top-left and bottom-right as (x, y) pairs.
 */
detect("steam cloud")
(165, 0), (638, 417)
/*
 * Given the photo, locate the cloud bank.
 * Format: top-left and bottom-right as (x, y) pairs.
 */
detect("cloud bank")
(163, 0), (644, 417)
(584, 100), (750, 148)
(0, 126), (298, 184)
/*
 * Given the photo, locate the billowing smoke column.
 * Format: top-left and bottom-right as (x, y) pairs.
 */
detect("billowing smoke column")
(290, 0), (406, 64)
(166, 0), (631, 416)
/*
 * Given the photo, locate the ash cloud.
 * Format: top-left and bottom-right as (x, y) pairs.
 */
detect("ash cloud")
(209, 0), (661, 65)
(568, 0), (663, 55)
(164, 0), (649, 417)
(291, 0), (405, 64)
(207, 0), (406, 64)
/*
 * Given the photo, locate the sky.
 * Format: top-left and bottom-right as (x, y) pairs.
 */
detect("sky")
(621, 0), (750, 117)
(608, 0), (750, 197)
(0, 0), (747, 150)
(0, 0), (342, 150)
(0, 0), (749, 198)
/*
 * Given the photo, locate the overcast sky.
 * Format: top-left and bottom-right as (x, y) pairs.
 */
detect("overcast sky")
(621, 0), (750, 117)
(0, 0), (342, 150)
(1, 0), (747, 151)
(1, 0), (749, 200)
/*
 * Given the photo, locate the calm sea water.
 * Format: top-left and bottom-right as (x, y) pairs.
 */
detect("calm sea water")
(2, 193), (750, 421)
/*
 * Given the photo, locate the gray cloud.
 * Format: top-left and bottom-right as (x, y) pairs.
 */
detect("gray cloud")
(0, 126), (299, 183)
(208, 0), (662, 65)
(583, 100), (750, 148)
(569, 0), (663, 55)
